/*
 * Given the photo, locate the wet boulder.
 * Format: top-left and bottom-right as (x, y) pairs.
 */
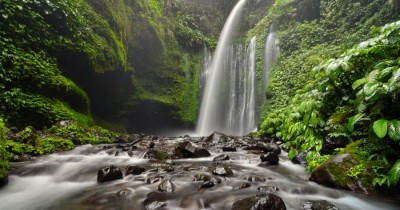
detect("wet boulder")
(211, 166), (234, 177)
(193, 174), (222, 184)
(300, 200), (339, 210)
(145, 149), (170, 160)
(174, 141), (211, 158)
(97, 165), (123, 183)
(263, 143), (281, 154)
(213, 154), (230, 161)
(243, 176), (266, 182)
(205, 132), (230, 144)
(200, 181), (215, 188)
(125, 165), (146, 176)
(158, 179), (175, 192)
(143, 192), (169, 210)
(231, 193), (287, 210)
(222, 145), (237, 152)
(260, 152), (279, 165)
(309, 153), (371, 194)
(243, 143), (281, 154)
(292, 151), (308, 165)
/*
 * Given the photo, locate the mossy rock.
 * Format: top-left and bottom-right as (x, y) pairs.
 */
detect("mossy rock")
(309, 153), (373, 194)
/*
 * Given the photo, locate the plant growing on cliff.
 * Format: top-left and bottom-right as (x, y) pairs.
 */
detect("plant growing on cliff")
(260, 21), (400, 188)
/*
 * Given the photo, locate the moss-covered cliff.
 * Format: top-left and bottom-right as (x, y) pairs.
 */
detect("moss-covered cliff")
(0, 0), (242, 133)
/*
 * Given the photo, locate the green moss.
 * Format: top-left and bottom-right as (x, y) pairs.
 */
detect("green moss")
(35, 137), (74, 154)
(47, 121), (115, 145)
(0, 119), (9, 180)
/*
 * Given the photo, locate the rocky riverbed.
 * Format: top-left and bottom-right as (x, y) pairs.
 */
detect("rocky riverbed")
(0, 132), (399, 210)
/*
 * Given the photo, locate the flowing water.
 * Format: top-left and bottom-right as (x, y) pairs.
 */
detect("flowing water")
(262, 25), (279, 106)
(197, 0), (247, 136)
(0, 138), (399, 210)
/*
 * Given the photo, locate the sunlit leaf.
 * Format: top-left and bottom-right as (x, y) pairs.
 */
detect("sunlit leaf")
(373, 119), (388, 139)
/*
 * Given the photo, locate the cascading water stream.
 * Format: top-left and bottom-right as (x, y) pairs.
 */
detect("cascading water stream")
(196, 0), (247, 136)
(261, 25), (280, 106)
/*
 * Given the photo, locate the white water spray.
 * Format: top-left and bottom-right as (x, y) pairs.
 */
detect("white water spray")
(196, 0), (248, 136)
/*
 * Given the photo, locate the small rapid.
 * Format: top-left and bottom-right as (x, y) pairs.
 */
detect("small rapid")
(0, 137), (399, 210)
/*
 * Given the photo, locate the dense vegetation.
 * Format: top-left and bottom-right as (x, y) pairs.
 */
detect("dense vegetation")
(1, 0), (400, 194)
(255, 0), (400, 190)
(0, 0), (232, 182)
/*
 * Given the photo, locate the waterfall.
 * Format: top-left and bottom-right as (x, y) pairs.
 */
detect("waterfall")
(196, 0), (260, 136)
(196, 0), (247, 136)
(262, 25), (279, 105)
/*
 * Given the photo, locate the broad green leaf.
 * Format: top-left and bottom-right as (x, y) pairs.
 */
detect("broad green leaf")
(388, 68), (400, 92)
(377, 66), (395, 81)
(373, 119), (388, 139)
(387, 160), (400, 186)
(365, 87), (386, 102)
(374, 60), (395, 69)
(363, 82), (379, 96)
(352, 78), (366, 90)
(388, 120), (400, 141)
(347, 114), (365, 132)
(366, 70), (379, 83)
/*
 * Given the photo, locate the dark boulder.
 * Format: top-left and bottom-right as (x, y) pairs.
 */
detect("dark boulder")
(125, 165), (146, 176)
(174, 141), (211, 158)
(292, 151), (308, 165)
(244, 176), (266, 182)
(145, 149), (170, 160)
(158, 179), (175, 192)
(200, 181), (215, 188)
(263, 143), (281, 154)
(222, 145), (237, 152)
(97, 165), (123, 183)
(260, 152), (279, 165)
(243, 143), (281, 154)
(300, 200), (339, 210)
(309, 153), (371, 194)
(231, 193), (286, 210)
(213, 154), (230, 161)
(205, 132), (230, 144)
(143, 192), (169, 210)
(193, 174), (222, 184)
(321, 136), (349, 155)
(211, 166), (233, 177)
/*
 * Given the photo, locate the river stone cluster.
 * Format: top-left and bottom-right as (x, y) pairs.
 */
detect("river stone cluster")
(94, 132), (340, 210)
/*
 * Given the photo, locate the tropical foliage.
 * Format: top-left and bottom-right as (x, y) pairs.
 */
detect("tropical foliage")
(260, 20), (400, 187)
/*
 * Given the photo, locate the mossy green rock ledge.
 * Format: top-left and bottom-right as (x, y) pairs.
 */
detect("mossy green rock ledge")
(309, 153), (372, 194)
